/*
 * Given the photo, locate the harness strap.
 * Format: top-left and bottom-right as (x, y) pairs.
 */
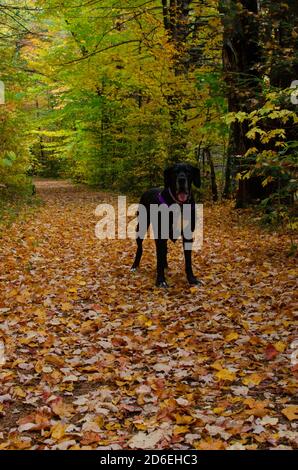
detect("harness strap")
(157, 192), (168, 206)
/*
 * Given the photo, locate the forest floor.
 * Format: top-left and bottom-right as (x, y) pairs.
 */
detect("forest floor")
(0, 179), (297, 450)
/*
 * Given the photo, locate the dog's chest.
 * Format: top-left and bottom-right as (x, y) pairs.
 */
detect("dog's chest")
(166, 209), (192, 241)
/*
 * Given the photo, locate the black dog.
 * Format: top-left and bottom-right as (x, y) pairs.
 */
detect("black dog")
(131, 163), (201, 287)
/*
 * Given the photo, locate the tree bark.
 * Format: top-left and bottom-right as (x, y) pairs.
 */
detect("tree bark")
(204, 147), (218, 202)
(220, 0), (263, 205)
(161, 1), (193, 159)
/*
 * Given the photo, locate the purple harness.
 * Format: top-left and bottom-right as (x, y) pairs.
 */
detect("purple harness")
(157, 192), (169, 206)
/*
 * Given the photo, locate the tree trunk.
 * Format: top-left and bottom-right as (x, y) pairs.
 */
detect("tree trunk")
(204, 147), (218, 202)
(161, 1), (192, 159)
(265, 0), (298, 90)
(221, 0), (298, 206)
(220, 0), (263, 206)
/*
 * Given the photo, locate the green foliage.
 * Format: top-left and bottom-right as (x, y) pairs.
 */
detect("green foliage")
(0, 0), (296, 219)
(0, 1), (37, 198)
(226, 86), (297, 218)
(0, 111), (33, 195)
(15, 0), (226, 194)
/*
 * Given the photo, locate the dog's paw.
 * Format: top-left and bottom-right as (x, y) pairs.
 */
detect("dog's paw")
(188, 277), (201, 286)
(156, 280), (169, 288)
(130, 266), (138, 272)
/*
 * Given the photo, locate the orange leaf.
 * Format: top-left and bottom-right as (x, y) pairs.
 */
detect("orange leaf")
(281, 405), (298, 421)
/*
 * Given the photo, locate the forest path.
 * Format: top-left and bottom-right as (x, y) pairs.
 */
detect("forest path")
(0, 179), (296, 450)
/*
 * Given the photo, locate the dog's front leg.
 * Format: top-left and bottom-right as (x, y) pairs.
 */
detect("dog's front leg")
(162, 242), (168, 270)
(155, 239), (168, 288)
(183, 239), (200, 286)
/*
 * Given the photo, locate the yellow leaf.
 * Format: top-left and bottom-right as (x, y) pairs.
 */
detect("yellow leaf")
(0, 443), (10, 450)
(174, 414), (194, 425)
(59, 382), (73, 392)
(14, 386), (26, 398)
(244, 398), (268, 417)
(34, 308), (46, 323)
(173, 425), (189, 435)
(95, 416), (105, 428)
(225, 332), (239, 342)
(281, 405), (298, 421)
(197, 355), (209, 363)
(215, 369), (236, 381)
(105, 423), (121, 431)
(135, 423), (147, 431)
(61, 302), (72, 312)
(211, 361), (222, 371)
(115, 380), (126, 386)
(51, 422), (66, 440)
(137, 314), (152, 326)
(213, 407), (225, 415)
(242, 373), (264, 386)
(263, 327), (275, 334)
(189, 287), (198, 294)
(35, 360), (44, 373)
(45, 354), (64, 367)
(10, 439), (32, 450)
(274, 341), (286, 353)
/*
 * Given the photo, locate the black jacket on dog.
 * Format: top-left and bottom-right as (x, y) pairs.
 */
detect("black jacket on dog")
(131, 163), (201, 287)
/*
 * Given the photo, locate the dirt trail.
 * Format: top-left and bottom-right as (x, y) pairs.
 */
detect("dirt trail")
(0, 179), (296, 450)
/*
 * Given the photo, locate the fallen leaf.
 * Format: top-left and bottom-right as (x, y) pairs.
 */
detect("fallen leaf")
(242, 373), (264, 386)
(51, 422), (67, 440)
(281, 406), (298, 421)
(195, 439), (226, 450)
(128, 430), (165, 449)
(265, 344), (279, 360)
(225, 332), (239, 342)
(216, 369), (236, 381)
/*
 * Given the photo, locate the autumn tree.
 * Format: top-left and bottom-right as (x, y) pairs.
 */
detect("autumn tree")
(220, 0), (297, 208)
(23, 0), (225, 193)
(0, 1), (38, 195)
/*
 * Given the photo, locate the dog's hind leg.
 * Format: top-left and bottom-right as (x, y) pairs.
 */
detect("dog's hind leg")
(183, 239), (200, 286)
(131, 210), (149, 271)
(131, 237), (143, 271)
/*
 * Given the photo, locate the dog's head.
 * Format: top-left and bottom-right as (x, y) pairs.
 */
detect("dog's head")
(164, 163), (201, 203)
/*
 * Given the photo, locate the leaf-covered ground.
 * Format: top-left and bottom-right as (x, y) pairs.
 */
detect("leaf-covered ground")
(0, 180), (297, 450)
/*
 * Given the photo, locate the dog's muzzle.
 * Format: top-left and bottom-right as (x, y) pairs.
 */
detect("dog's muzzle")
(176, 176), (189, 203)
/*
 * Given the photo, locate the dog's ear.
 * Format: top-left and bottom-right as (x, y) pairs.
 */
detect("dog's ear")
(164, 166), (173, 188)
(191, 166), (201, 188)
